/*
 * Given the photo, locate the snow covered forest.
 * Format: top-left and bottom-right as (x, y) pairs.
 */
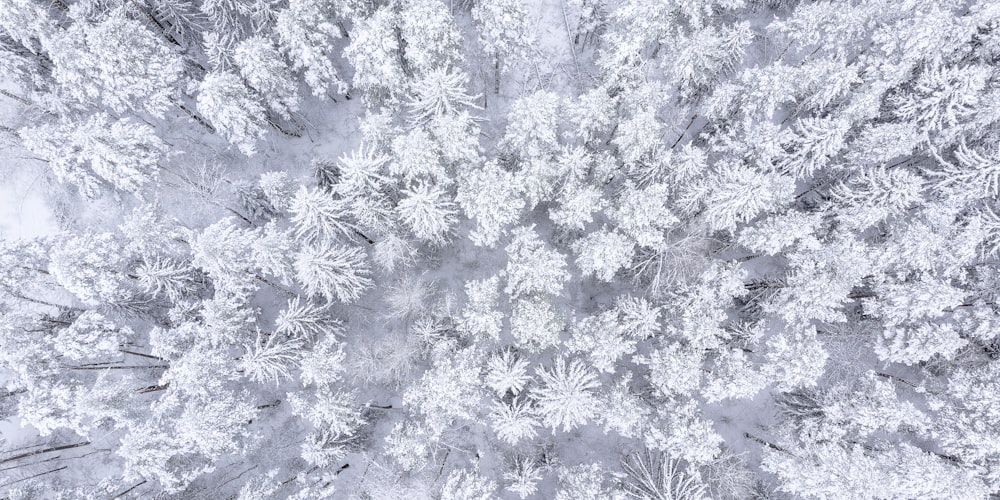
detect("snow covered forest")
(2, 0), (1000, 497)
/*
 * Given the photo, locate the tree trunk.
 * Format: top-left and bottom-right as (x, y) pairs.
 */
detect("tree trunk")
(135, 4), (181, 48)
(352, 229), (375, 245)
(172, 100), (216, 133)
(136, 384), (170, 394)
(0, 89), (33, 107)
(874, 372), (920, 389)
(268, 119), (303, 138)
(254, 275), (297, 298)
(670, 114), (698, 149)
(394, 26), (413, 79)
(11, 292), (80, 311)
(112, 480), (147, 499)
(0, 441), (90, 466)
(119, 350), (167, 361)
(0, 465), (68, 488)
(68, 364), (169, 371)
(744, 432), (789, 453)
(494, 57), (501, 94)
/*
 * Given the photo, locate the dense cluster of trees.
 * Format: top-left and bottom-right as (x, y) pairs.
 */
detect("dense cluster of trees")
(0, 0), (999, 498)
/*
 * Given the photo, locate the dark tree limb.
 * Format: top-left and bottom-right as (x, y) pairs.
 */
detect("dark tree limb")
(0, 441), (90, 466)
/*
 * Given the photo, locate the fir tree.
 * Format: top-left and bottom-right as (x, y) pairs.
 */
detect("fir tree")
(197, 71), (269, 155)
(294, 241), (373, 303)
(532, 357), (601, 432)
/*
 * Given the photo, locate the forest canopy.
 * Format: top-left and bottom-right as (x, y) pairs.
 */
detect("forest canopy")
(0, 0), (999, 498)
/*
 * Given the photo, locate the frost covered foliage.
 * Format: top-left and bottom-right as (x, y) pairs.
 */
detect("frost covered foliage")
(2, 0), (1000, 498)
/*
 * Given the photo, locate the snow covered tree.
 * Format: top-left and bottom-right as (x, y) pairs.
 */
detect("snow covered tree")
(0, 0), (54, 54)
(237, 472), (283, 500)
(344, 7), (408, 104)
(408, 68), (479, 124)
(892, 64), (992, 138)
(668, 22), (753, 99)
(485, 349), (531, 396)
(763, 326), (829, 392)
(289, 385), (364, 437)
(567, 311), (636, 373)
(298, 333), (347, 386)
(428, 110), (481, 165)
(396, 182), (457, 243)
(931, 361), (1000, 468)
(294, 241), (373, 303)
(234, 36), (301, 120)
(503, 91), (561, 157)
(491, 396), (540, 445)
(335, 144), (392, 197)
(135, 258), (197, 302)
(510, 297), (563, 352)
(239, 329), (302, 384)
(659, 262), (748, 349)
(49, 232), (131, 306)
(257, 171), (297, 212)
(685, 160), (796, 233)
(504, 455), (545, 499)
(402, 347), (483, 435)
(643, 402), (723, 465)
(635, 341), (703, 399)
(472, 0), (533, 90)
(934, 140), (1000, 200)
(504, 225), (570, 299)
(289, 187), (358, 244)
(197, 71), (268, 155)
(613, 106), (664, 167)
(399, 0), (463, 76)
(610, 182), (679, 247)
(864, 274), (968, 364)
(385, 421), (433, 471)
(776, 117), (850, 177)
(456, 161), (525, 247)
(738, 210), (823, 255)
(243, 185), (278, 222)
(372, 231), (419, 273)
(251, 222), (296, 282)
(766, 1), (877, 60)
(817, 371), (931, 440)
(550, 181), (606, 230)
(174, 390), (258, 459)
(532, 357), (601, 432)
(458, 276), (504, 340)
(53, 311), (132, 361)
(597, 373), (649, 439)
(702, 348), (767, 403)
(190, 217), (259, 295)
(762, 441), (989, 500)
(275, 0), (347, 96)
(390, 128), (447, 182)
(21, 113), (167, 196)
(573, 229), (635, 282)
(441, 468), (497, 500)
(274, 296), (340, 343)
(45, 14), (184, 116)
(762, 234), (875, 326)
(118, 204), (187, 256)
(620, 451), (708, 500)
(845, 122), (921, 166)
(299, 427), (351, 469)
(118, 419), (213, 493)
